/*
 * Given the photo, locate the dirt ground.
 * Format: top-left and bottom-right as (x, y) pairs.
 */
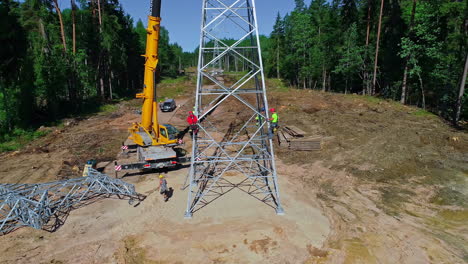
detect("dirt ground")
(0, 86), (467, 263)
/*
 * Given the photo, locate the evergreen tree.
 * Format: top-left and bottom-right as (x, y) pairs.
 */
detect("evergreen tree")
(267, 12), (284, 79)
(333, 23), (364, 94)
(295, 0), (306, 12)
(341, 0), (358, 27)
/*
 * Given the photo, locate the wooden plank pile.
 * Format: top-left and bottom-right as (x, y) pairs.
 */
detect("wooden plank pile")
(277, 125), (322, 151)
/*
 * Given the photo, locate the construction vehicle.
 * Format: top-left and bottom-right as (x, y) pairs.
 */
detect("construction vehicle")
(115, 0), (183, 175)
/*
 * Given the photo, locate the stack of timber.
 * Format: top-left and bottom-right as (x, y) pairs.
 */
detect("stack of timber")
(277, 125), (322, 151)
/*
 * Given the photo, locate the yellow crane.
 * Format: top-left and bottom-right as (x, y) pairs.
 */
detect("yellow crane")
(115, 0), (181, 175)
(129, 0), (177, 147)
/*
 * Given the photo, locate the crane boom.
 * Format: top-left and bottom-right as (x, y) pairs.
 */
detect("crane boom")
(128, 0), (177, 147)
(114, 0), (185, 176)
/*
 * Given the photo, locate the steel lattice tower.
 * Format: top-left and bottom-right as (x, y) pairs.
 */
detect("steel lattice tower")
(184, 0), (284, 218)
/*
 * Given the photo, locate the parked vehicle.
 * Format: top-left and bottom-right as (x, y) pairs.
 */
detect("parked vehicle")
(160, 99), (177, 112)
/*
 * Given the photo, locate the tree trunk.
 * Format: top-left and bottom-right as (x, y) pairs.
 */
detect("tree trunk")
(100, 77), (105, 100)
(91, 0), (96, 18)
(276, 41), (280, 79)
(52, 0), (67, 52)
(70, 0), (78, 108)
(96, 62), (105, 99)
(234, 55), (238, 72)
(345, 78), (348, 94)
(97, 0), (103, 27)
(372, 0), (384, 95)
(364, 1), (372, 95)
(71, 0), (76, 54)
(455, 53), (468, 124)
(400, 0), (417, 104)
(417, 72), (425, 109)
(365, 2), (372, 47)
(303, 48), (306, 89)
(38, 18), (51, 53)
(401, 64), (409, 104)
(322, 68), (326, 92)
(109, 70), (113, 100)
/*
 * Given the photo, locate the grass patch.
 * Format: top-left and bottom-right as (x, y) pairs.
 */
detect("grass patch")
(158, 76), (195, 99)
(0, 129), (50, 152)
(438, 209), (468, 223)
(360, 95), (383, 104)
(378, 186), (415, 216)
(267, 78), (289, 92)
(0, 100), (120, 153)
(160, 76), (189, 85)
(430, 186), (467, 207)
(98, 104), (119, 114)
(346, 94), (383, 105)
(159, 85), (188, 100)
(320, 180), (338, 197)
(412, 109), (436, 117)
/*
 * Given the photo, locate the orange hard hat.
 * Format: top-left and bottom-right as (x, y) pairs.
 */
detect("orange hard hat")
(270, 108), (275, 112)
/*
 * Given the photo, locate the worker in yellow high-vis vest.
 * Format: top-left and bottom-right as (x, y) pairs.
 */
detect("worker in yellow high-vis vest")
(269, 108), (279, 135)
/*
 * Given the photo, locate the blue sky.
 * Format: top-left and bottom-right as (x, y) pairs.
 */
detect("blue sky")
(56, 0), (311, 52)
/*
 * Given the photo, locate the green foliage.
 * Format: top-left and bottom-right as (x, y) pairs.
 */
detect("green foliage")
(0, 128), (50, 152)
(266, 78), (289, 92)
(333, 23), (364, 93)
(160, 76), (189, 85)
(158, 76), (193, 99)
(98, 104), (119, 114)
(347, 94), (383, 104)
(261, 0), (467, 122)
(430, 187), (467, 207)
(412, 109), (435, 117)
(0, 0), (194, 142)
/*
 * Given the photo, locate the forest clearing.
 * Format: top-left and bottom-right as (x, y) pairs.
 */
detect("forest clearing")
(0, 79), (467, 263)
(1, 0), (467, 263)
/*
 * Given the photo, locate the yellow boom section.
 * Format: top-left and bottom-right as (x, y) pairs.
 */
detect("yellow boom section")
(138, 16), (160, 131)
(128, 12), (177, 147)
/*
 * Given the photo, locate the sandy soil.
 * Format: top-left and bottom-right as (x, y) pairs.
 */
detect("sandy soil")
(0, 164), (330, 264)
(0, 87), (467, 264)
(0, 97), (330, 264)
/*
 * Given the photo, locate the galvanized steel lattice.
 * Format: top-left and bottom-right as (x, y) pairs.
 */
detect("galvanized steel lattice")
(184, 0), (284, 218)
(0, 169), (142, 235)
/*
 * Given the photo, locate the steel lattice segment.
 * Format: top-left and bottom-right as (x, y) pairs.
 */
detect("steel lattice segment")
(185, 0), (284, 218)
(0, 169), (143, 235)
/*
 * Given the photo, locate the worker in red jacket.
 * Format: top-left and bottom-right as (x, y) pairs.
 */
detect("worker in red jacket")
(187, 111), (199, 138)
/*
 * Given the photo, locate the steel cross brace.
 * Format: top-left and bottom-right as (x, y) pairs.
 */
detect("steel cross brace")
(0, 169), (143, 235)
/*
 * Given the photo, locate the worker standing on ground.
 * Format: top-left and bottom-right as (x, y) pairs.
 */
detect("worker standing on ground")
(158, 174), (169, 202)
(187, 111), (199, 138)
(269, 108), (279, 137)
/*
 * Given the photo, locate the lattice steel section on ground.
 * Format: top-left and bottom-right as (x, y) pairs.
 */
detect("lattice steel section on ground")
(184, 0), (284, 218)
(0, 169), (142, 235)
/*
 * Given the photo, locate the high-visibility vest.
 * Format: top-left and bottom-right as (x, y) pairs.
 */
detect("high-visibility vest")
(271, 113), (278, 123)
